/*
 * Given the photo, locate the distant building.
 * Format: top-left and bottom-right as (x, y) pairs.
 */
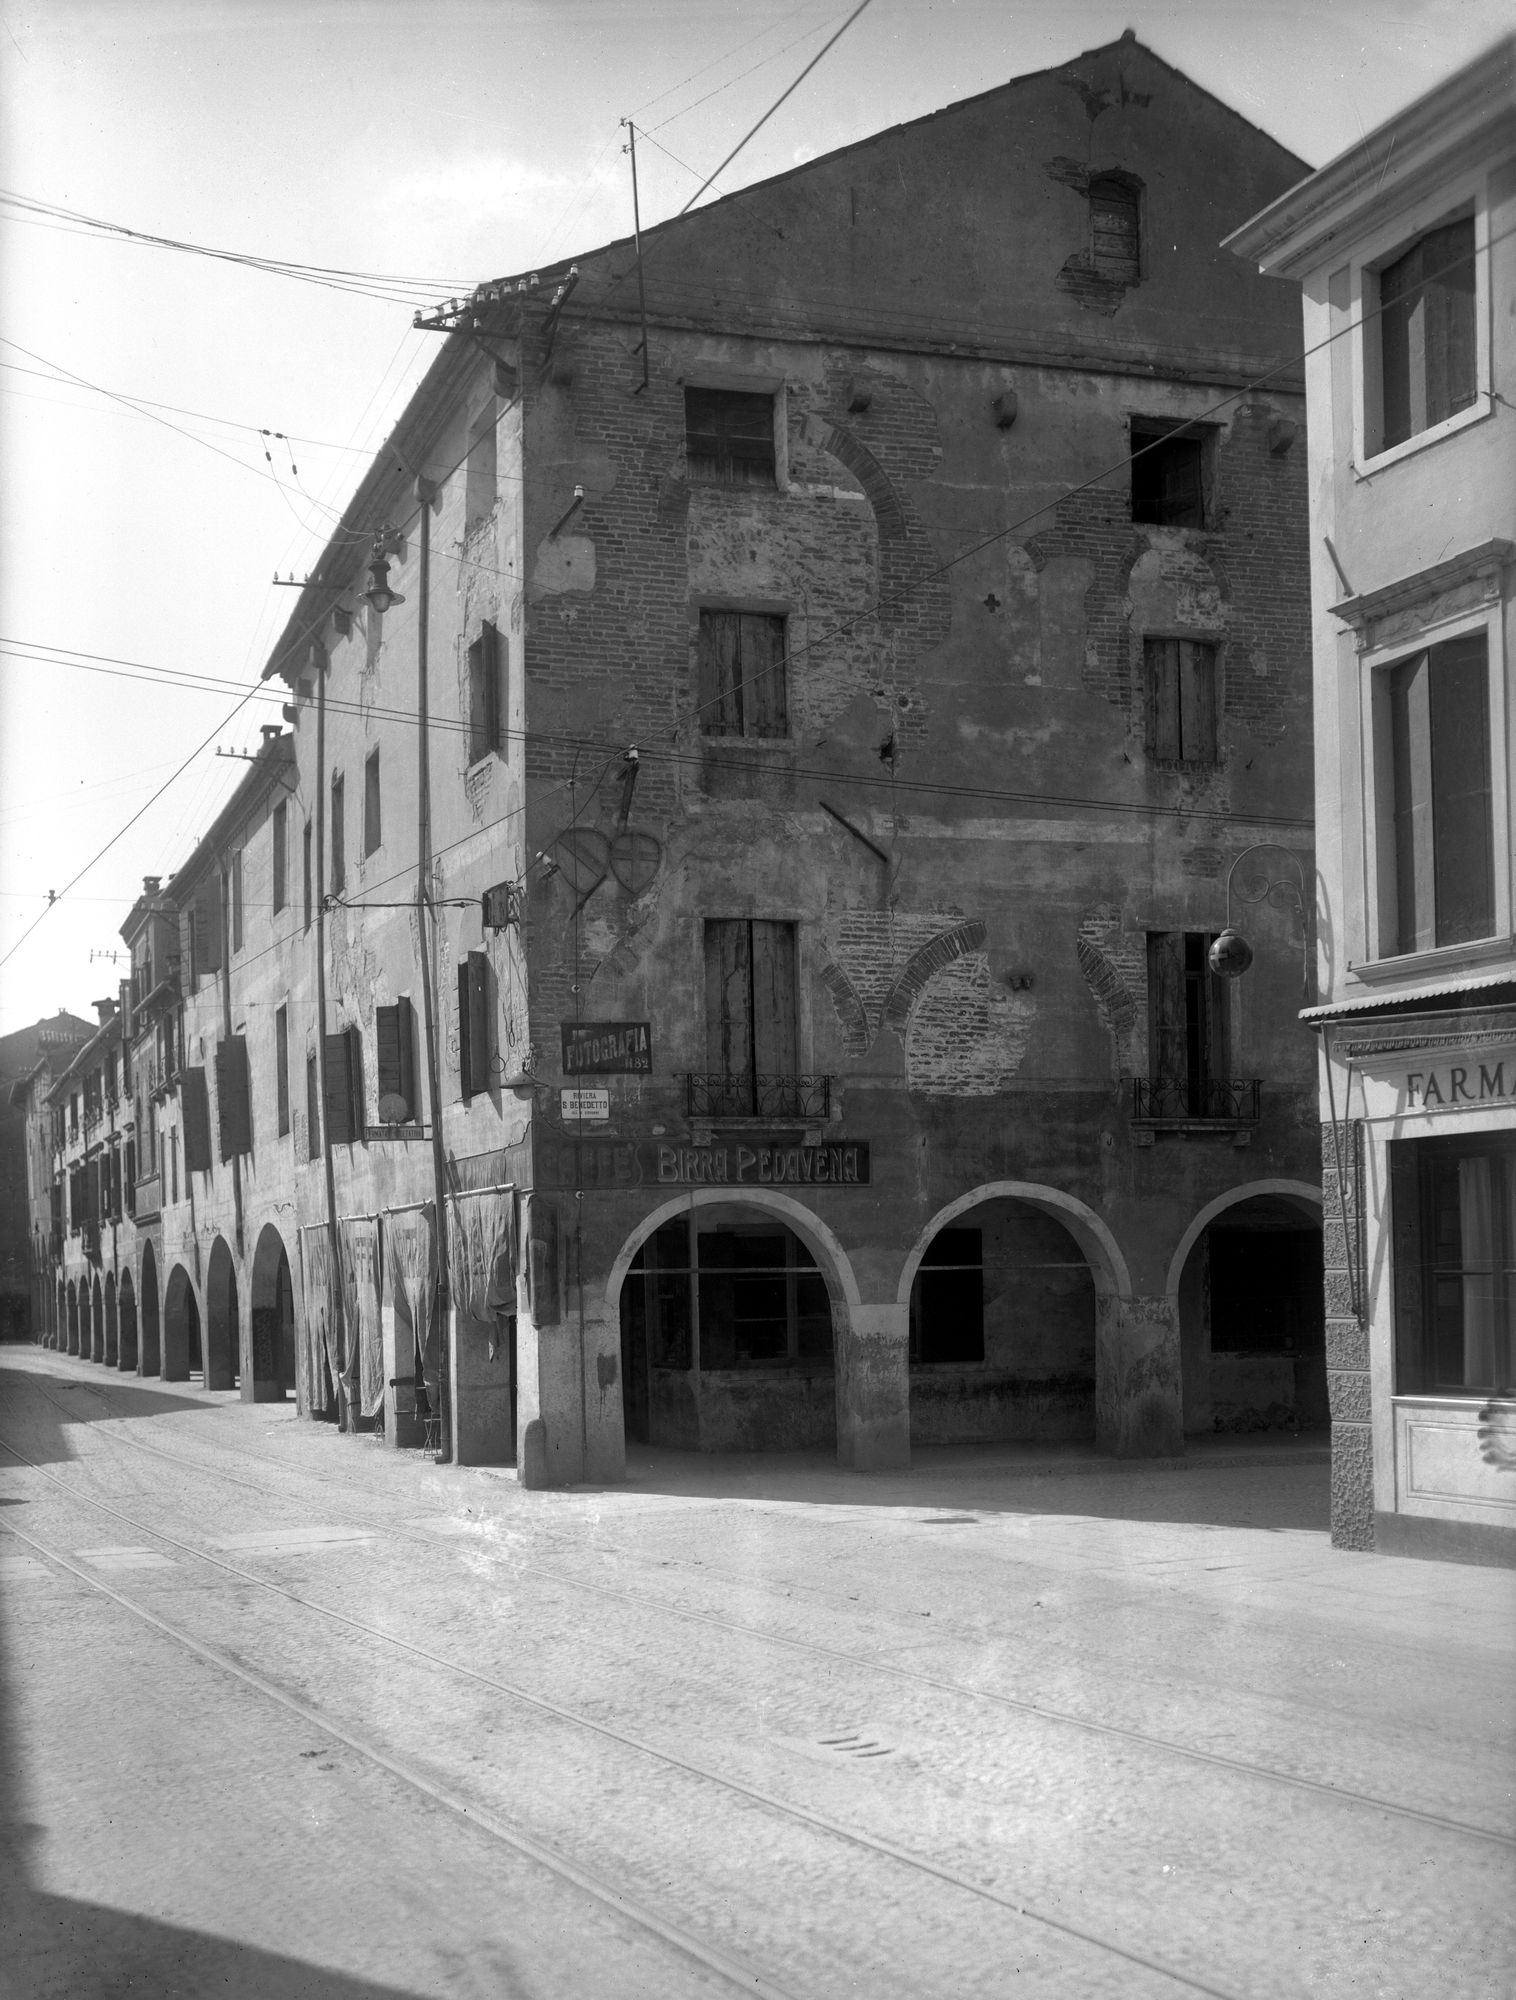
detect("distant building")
(2, 1012), (93, 1339)
(1229, 35), (1516, 1564)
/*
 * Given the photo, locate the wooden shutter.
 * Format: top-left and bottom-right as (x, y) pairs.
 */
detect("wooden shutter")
(302, 820), (313, 927)
(125, 1141), (136, 1215)
(307, 1052), (321, 1159)
(1145, 638), (1181, 760)
(1428, 632), (1494, 948)
(1390, 653), (1435, 954)
(468, 633), (488, 763)
(330, 776), (345, 893)
(85, 1158), (100, 1223)
(458, 962), (474, 1099)
(376, 1002), (414, 1117)
(193, 882), (222, 975)
(275, 1007), (290, 1136)
(464, 954), (490, 1096)
(481, 622), (504, 754)
(181, 1066), (213, 1173)
(231, 852), (243, 952)
(704, 920), (752, 1076)
(346, 1026), (364, 1135)
(751, 921), (798, 1076)
(364, 751), (381, 856)
(324, 1032), (354, 1143)
(744, 614), (788, 738)
(272, 803), (287, 913)
(1177, 642), (1217, 763)
(1147, 933), (1187, 1085)
(1090, 177), (1139, 283)
(697, 611), (743, 735)
(215, 1036), (252, 1160)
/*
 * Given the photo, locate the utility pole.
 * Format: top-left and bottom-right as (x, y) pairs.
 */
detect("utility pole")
(312, 637), (349, 1424)
(623, 119), (651, 394)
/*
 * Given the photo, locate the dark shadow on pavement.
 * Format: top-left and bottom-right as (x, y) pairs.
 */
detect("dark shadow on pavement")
(0, 1358), (218, 1465)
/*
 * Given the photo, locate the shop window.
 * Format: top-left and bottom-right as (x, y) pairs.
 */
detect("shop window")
(910, 1228), (985, 1364)
(1377, 631), (1494, 955)
(1376, 216), (1476, 451)
(697, 609), (788, 738)
(1131, 418), (1211, 528)
(1394, 1136), (1516, 1396)
(330, 773), (345, 895)
(363, 749), (381, 857)
(1147, 931), (1228, 1117)
(1089, 174), (1140, 284)
(625, 1217), (831, 1373)
(1145, 637), (1218, 765)
(467, 622), (506, 764)
(272, 802), (287, 914)
(704, 919), (798, 1114)
(275, 1006), (290, 1137)
(685, 386), (776, 485)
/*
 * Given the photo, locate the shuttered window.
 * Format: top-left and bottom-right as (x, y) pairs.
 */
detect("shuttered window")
(272, 803), (287, 914)
(697, 610), (788, 738)
(363, 749), (381, 856)
(1089, 175), (1140, 284)
(275, 1006), (290, 1136)
(704, 920), (798, 1111)
(307, 1052), (321, 1160)
(458, 953), (492, 1100)
(1379, 216), (1476, 450)
(1147, 932), (1225, 1115)
(1145, 637), (1218, 764)
(230, 851), (244, 953)
(215, 1035), (252, 1160)
(124, 1140), (136, 1215)
(685, 387), (776, 485)
(302, 819), (313, 930)
(187, 880), (222, 988)
(323, 1027), (364, 1144)
(1385, 632), (1494, 954)
(468, 622), (506, 763)
(181, 1066), (213, 1174)
(330, 774), (345, 894)
(376, 998), (418, 1120)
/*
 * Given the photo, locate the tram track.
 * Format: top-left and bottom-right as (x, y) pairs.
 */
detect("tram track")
(0, 1424), (1262, 2000)
(9, 1365), (1511, 1855)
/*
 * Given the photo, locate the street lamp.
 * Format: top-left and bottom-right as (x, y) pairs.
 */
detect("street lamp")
(363, 535), (405, 615)
(1207, 843), (1310, 998)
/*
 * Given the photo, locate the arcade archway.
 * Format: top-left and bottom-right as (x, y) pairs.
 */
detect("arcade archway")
(104, 1272), (118, 1368)
(90, 1275), (104, 1363)
(162, 1264), (201, 1382)
(118, 1268), (138, 1372)
(204, 1236), (240, 1391)
(139, 1242), (161, 1376)
(65, 1280), (78, 1356)
(250, 1225), (296, 1400)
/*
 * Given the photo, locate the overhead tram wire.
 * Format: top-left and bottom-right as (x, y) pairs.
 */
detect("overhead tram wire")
(644, 6), (854, 134)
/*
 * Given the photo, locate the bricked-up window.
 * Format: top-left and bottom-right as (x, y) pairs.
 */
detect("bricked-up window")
(1393, 1134), (1516, 1395)
(1089, 175), (1140, 284)
(1378, 217), (1476, 451)
(323, 1026), (364, 1144)
(330, 774), (345, 895)
(457, 953), (493, 1100)
(697, 610), (788, 737)
(467, 622), (506, 764)
(181, 1065), (213, 1175)
(910, 1228), (985, 1365)
(302, 819), (313, 930)
(465, 398), (498, 526)
(375, 997), (418, 1120)
(1148, 932), (1226, 1116)
(306, 1052), (321, 1160)
(1381, 631), (1494, 955)
(1145, 637), (1218, 765)
(685, 387), (776, 486)
(705, 920), (798, 1109)
(215, 1036), (252, 1160)
(275, 1005), (290, 1137)
(363, 749), (381, 857)
(1131, 418), (1211, 528)
(230, 851), (244, 953)
(272, 802), (287, 914)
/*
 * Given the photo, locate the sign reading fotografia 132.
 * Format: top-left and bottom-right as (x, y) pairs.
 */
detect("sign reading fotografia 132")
(561, 1020), (652, 1075)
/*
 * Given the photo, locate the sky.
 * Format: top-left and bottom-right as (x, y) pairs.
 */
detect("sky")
(0, 0), (1509, 1036)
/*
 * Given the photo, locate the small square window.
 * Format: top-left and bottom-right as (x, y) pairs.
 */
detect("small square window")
(1131, 418), (1211, 528)
(685, 387), (776, 486)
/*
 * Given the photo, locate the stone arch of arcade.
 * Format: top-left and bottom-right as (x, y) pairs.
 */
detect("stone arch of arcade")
(139, 1241), (161, 1378)
(162, 1263), (201, 1383)
(65, 1279), (78, 1356)
(104, 1271), (118, 1368)
(1166, 1179), (1325, 1439)
(90, 1274), (104, 1363)
(897, 1182), (1133, 1455)
(606, 1189), (865, 1465)
(250, 1223), (297, 1402)
(117, 1267), (138, 1373)
(204, 1236), (240, 1392)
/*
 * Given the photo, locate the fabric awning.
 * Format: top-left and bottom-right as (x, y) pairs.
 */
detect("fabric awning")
(1300, 971), (1516, 1023)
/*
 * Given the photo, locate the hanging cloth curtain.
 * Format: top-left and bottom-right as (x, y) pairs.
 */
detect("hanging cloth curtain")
(338, 1215), (385, 1419)
(296, 1223), (338, 1414)
(384, 1203), (438, 1404)
(448, 1187), (518, 1324)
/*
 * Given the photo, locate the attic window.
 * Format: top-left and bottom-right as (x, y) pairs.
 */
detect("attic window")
(1131, 417), (1212, 529)
(1090, 176), (1140, 285)
(685, 387), (776, 486)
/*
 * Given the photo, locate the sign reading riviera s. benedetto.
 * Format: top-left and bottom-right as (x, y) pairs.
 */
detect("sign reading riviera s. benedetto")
(560, 1020), (652, 1075)
(538, 1137), (871, 1190)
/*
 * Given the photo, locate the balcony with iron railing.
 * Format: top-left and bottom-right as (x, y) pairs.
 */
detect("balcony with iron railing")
(1129, 1076), (1261, 1128)
(682, 1073), (833, 1121)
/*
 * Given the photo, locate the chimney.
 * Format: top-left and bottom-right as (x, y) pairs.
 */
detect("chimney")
(93, 997), (116, 1025)
(142, 876), (161, 895)
(260, 724), (282, 744)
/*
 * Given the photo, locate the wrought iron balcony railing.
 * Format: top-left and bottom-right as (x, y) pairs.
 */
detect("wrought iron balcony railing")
(1131, 1077), (1261, 1122)
(683, 1073), (832, 1121)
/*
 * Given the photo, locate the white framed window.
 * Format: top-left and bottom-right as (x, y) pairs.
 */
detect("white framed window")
(1361, 606), (1509, 965)
(1351, 178), (1491, 472)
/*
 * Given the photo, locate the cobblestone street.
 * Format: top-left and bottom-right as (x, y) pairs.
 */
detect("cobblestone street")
(1, 1349), (1511, 1998)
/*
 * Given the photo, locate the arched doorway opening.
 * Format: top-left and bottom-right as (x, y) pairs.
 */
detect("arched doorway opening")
(66, 1280), (79, 1356)
(104, 1272), (118, 1368)
(54, 1279), (65, 1351)
(162, 1264), (200, 1382)
(204, 1237), (239, 1391)
(118, 1269), (138, 1372)
(90, 1275), (104, 1363)
(901, 1190), (1105, 1445)
(616, 1199), (848, 1453)
(250, 1225), (296, 1401)
(139, 1243), (161, 1376)
(1168, 1184), (1325, 1436)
